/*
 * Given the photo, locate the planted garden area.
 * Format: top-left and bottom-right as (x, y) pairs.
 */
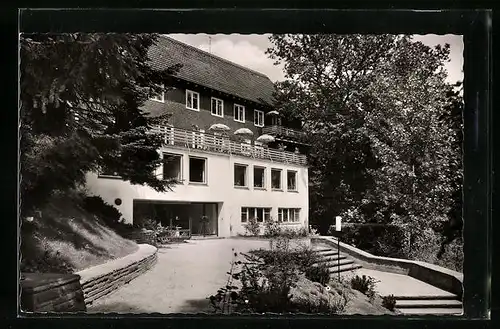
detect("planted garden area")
(209, 236), (397, 315)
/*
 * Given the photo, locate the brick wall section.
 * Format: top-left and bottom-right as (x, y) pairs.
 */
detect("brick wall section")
(76, 244), (157, 305)
(143, 83), (272, 140)
(20, 273), (86, 313)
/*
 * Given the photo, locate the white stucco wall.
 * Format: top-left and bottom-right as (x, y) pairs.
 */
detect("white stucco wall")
(85, 146), (309, 237)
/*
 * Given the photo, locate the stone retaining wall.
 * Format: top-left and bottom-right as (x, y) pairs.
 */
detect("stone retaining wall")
(76, 244), (157, 305)
(312, 236), (463, 298)
(20, 273), (86, 313)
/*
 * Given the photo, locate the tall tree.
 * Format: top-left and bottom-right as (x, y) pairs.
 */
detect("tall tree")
(20, 33), (180, 215)
(267, 34), (462, 262)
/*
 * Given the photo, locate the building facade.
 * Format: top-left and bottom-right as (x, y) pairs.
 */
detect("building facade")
(85, 36), (309, 237)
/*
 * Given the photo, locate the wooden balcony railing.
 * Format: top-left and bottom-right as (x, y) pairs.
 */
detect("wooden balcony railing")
(262, 125), (307, 142)
(151, 125), (307, 166)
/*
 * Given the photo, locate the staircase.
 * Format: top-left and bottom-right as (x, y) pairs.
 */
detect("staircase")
(392, 295), (463, 315)
(313, 246), (362, 275)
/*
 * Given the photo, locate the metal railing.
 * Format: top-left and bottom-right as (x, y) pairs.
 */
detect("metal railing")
(262, 125), (307, 142)
(151, 125), (307, 166)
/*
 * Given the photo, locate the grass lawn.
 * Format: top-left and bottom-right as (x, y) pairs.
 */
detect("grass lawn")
(21, 191), (138, 273)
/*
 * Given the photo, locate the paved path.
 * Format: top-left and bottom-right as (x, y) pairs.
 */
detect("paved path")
(342, 268), (457, 298)
(88, 239), (271, 313)
(88, 238), (457, 313)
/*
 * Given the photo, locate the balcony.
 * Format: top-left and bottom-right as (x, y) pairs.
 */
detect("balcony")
(261, 125), (307, 143)
(151, 125), (307, 166)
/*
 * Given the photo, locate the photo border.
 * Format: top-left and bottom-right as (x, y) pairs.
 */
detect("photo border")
(8, 4), (494, 329)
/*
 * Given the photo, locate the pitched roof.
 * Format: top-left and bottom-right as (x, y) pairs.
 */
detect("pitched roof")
(148, 36), (276, 106)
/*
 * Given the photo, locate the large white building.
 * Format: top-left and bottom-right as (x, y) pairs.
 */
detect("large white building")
(85, 36), (309, 237)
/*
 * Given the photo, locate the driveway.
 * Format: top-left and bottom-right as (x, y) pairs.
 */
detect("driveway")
(87, 238), (271, 313)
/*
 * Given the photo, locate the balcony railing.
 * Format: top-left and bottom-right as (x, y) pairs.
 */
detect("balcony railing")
(151, 125), (307, 166)
(262, 125), (307, 142)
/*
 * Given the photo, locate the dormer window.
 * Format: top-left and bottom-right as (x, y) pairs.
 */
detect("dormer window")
(234, 104), (245, 123)
(254, 110), (264, 127)
(186, 89), (200, 111)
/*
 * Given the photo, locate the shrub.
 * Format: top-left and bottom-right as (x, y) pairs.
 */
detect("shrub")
(133, 217), (158, 231)
(209, 236), (346, 314)
(263, 218), (282, 237)
(350, 275), (378, 301)
(296, 226), (309, 237)
(82, 196), (122, 227)
(339, 225), (407, 259)
(382, 294), (397, 311)
(245, 217), (261, 236)
(305, 263), (331, 286)
(21, 250), (73, 274)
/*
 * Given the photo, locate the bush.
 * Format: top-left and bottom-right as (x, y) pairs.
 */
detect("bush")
(133, 217), (158, 231)
(21, 249), (73, 274)
(245, 217), (261, 236)
(338, 225), (407, 259)
(209, 236), (346, 314)
(305, 262), (331, 286)
(83, 196), (122, 225)
(263, 218), (282, 237)
(382, 294), (397, 311)
(350, 275), (378, 301)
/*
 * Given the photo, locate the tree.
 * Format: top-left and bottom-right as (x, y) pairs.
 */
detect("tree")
(20, 33), (180, 215)
(267, 34), (462, 263)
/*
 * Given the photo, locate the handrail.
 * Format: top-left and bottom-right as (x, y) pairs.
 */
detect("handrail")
(262, 125), (307, 141)
(151, 125), (307, 166)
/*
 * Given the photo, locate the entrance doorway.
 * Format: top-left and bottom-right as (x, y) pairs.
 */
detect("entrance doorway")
(133, 201), (219, 236)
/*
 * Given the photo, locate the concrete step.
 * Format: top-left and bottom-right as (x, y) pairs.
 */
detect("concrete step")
(313, 247), (336, 252)
(314, 254), (348, 263)
(398, 308), (463, 315)
(392, 295), (460, 301)
(396, 299), (463, 309)
(320, 259), (354, 267)
(327, 263), (362, 274)
(316, 250), (345, 258)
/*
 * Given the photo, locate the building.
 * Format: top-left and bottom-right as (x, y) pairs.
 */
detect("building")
(85, 36), (310, 237)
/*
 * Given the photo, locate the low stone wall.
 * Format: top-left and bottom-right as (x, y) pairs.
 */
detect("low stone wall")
(312, 236), (463, 298)
(76, 244), (157, 305)
(20, 273), (86, 313)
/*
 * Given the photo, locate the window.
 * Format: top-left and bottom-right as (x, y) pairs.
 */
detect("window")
(211, 97), (224, 117)
(254, 110), (264, 127)
(254, 167), (265, 189)
(163, 153), (182, 181)
(241, 207), (271, 223)
(278, 208), (300, 223)
(234, 164), (248, 187)
(271, 169), (282, 190)
(150, 85), (165, 103)
(189, 157), (206, 183)
(287, 170), (297, 191)
(234, 104), (245, 123)
(186, 89), (200, 110)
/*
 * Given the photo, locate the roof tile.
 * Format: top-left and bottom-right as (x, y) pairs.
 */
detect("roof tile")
(148, 36), (276, 106)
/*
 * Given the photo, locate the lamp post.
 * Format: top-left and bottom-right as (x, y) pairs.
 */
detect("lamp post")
(335, 216), (342, 281)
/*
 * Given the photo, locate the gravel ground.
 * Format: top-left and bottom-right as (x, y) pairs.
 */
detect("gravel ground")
(87, 238), (271, 314)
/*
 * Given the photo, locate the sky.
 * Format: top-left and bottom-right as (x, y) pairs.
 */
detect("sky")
(168, 33), (463, 85)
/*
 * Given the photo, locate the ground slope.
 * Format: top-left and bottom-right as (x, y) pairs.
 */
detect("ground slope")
(21, 191), (138, 274)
